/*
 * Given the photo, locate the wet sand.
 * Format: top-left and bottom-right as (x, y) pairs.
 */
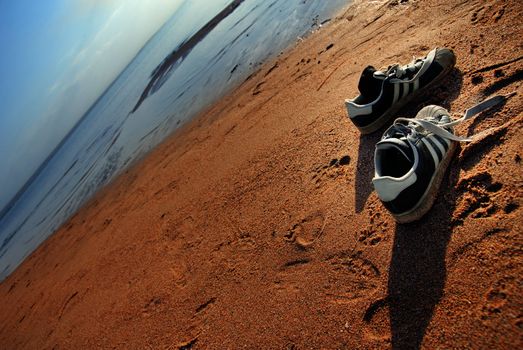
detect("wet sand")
(1, 0), (522, 348)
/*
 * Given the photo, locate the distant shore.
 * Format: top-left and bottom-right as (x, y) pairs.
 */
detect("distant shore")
(131, 0), (245, 113)
(1, 0), (522, 348)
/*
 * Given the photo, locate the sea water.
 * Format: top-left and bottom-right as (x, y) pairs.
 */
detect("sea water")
(0, 0), (348, 280)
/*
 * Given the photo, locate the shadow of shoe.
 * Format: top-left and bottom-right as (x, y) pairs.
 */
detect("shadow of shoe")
(387, 219), (451, 349)
(386, 155), (461, 349)
(354, 132), (382, 213)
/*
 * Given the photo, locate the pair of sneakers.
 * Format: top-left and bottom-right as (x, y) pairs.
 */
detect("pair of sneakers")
(345, 47), (512, 223)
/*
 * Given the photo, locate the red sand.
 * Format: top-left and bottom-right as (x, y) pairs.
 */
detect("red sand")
(1, 0), (522, 348)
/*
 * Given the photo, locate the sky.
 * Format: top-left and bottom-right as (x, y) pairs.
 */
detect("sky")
(0, 0), (185, 213)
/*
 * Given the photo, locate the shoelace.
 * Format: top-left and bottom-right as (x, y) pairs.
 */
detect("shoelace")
(385, 58), (424, 79)
(392, 92), (516, 142)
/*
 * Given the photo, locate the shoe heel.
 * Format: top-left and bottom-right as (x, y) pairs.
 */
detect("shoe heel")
(393, 142), (457, 224)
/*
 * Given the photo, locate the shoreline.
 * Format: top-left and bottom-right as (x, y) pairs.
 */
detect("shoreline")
(1, 0), (522, 348)
(0, 0), (348, 281)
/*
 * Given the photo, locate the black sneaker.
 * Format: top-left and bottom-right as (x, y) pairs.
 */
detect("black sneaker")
(372, 94), (514, 223)
(345, 47), (456, 134)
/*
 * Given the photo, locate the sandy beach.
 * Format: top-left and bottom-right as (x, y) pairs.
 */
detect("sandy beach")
(1, 0), (522, 348)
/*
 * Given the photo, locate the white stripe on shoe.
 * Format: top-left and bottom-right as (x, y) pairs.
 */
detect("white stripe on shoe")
(402, 82), (410, 98)
(413, 78), (419, 91)
(421, 138), (440, 168)
(393, 83), (400, 103)
(428, 135), (446, 156)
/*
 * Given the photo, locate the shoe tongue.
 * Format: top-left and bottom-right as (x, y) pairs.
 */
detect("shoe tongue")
(358, 65), (385, 99)
(376, 138), (414, 164)
(372, 71), (387, 79)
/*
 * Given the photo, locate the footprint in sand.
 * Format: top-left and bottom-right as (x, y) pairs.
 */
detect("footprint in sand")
(482, 68), (523, 96)
(362, 297), (392, 343)
(176, 337), (198, 350)
(224, 219), (257, 253)
(160, 215), (196, 243)
(470, 4), (505, 25)
(358, 226), (384, 247)
(479, 278), (512, 321)
(452, 171), (503, 225)
(312, 155), (351, 188)
(357, 198), (391, 247)
(325, 253), (380, 304)
(273, 258), (313, 295)
(195, 297), (216, 314)
(357, 212), (389, 247)
(211, 227), (258, 272)
(230, 235), (257, 252)
(273, 252), (381, 307)
(284, 211), (326, 248)
(142, 296), (164, 317)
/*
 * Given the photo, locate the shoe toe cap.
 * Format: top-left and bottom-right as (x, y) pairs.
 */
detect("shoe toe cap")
(434, 47), (456, 69)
